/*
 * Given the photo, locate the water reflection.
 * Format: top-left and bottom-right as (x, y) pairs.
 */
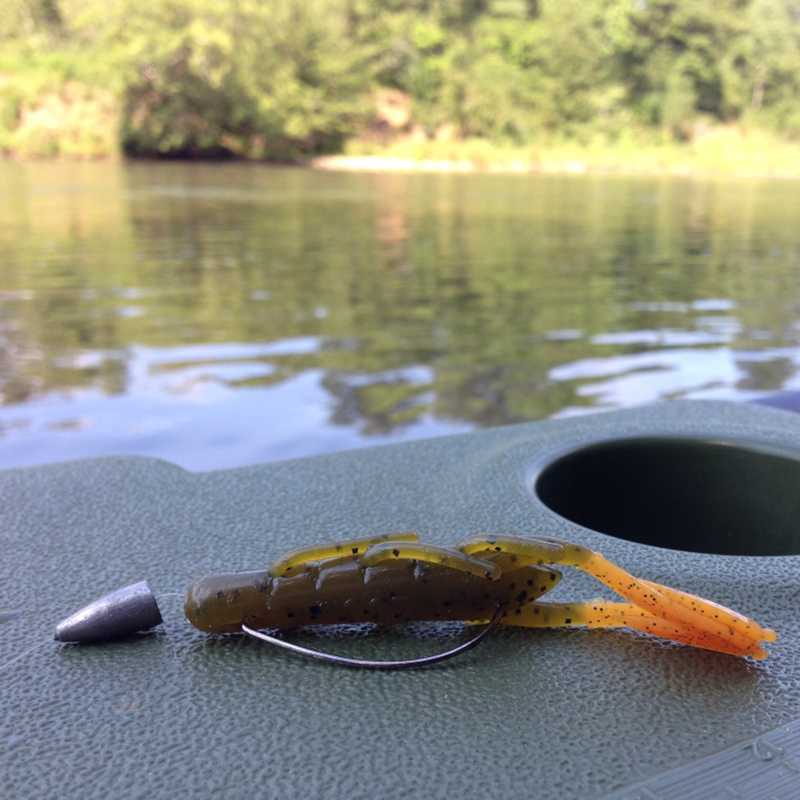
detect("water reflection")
(1, 162), (800, 470)
(0, 337), (472, 470)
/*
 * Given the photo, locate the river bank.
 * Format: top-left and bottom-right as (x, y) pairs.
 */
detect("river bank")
(311, 154), (800, 179)
(310, 130), (800, 179)
(4, 126), (800, 180)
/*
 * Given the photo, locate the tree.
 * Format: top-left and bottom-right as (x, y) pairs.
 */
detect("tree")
(70, 0), (375, 158)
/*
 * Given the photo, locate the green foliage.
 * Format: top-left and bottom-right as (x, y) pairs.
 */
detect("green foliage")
(0, 39), (119, 157)
(0, 0), (62, 39)
(2, 0), (800, 158)
(69, 0), (374, 158)
(739, 0), (800, 137)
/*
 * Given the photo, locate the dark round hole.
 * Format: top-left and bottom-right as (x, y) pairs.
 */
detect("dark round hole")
(533, 436), (800, 556)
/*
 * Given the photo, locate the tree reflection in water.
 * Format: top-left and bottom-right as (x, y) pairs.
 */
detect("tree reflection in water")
(1, 162), (800, 470)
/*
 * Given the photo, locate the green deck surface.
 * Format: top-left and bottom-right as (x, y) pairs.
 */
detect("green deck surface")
(2, 400), (799, 799)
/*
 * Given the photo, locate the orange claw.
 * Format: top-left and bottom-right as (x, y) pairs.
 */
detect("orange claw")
(457, 534), (776, 659)
(573, 549), (776, 658)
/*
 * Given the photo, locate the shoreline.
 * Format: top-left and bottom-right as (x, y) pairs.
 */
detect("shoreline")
(309, 154), (800, 180)
(3, 151), (800, 181)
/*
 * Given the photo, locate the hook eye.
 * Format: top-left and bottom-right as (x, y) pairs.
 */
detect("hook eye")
(241, 604), (505, 670)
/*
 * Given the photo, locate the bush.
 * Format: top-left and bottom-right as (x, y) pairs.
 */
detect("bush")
(106, 0), (374, 158)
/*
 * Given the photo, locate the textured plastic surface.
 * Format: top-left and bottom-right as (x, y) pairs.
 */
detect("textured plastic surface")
(1, 401), (799, 799)
(604, 717), (800, 799)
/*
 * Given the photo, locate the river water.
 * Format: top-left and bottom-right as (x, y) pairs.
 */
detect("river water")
(1, 161), (799, 471)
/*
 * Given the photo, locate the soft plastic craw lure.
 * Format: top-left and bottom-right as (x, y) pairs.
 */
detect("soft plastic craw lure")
(185, 531), (776, 663)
